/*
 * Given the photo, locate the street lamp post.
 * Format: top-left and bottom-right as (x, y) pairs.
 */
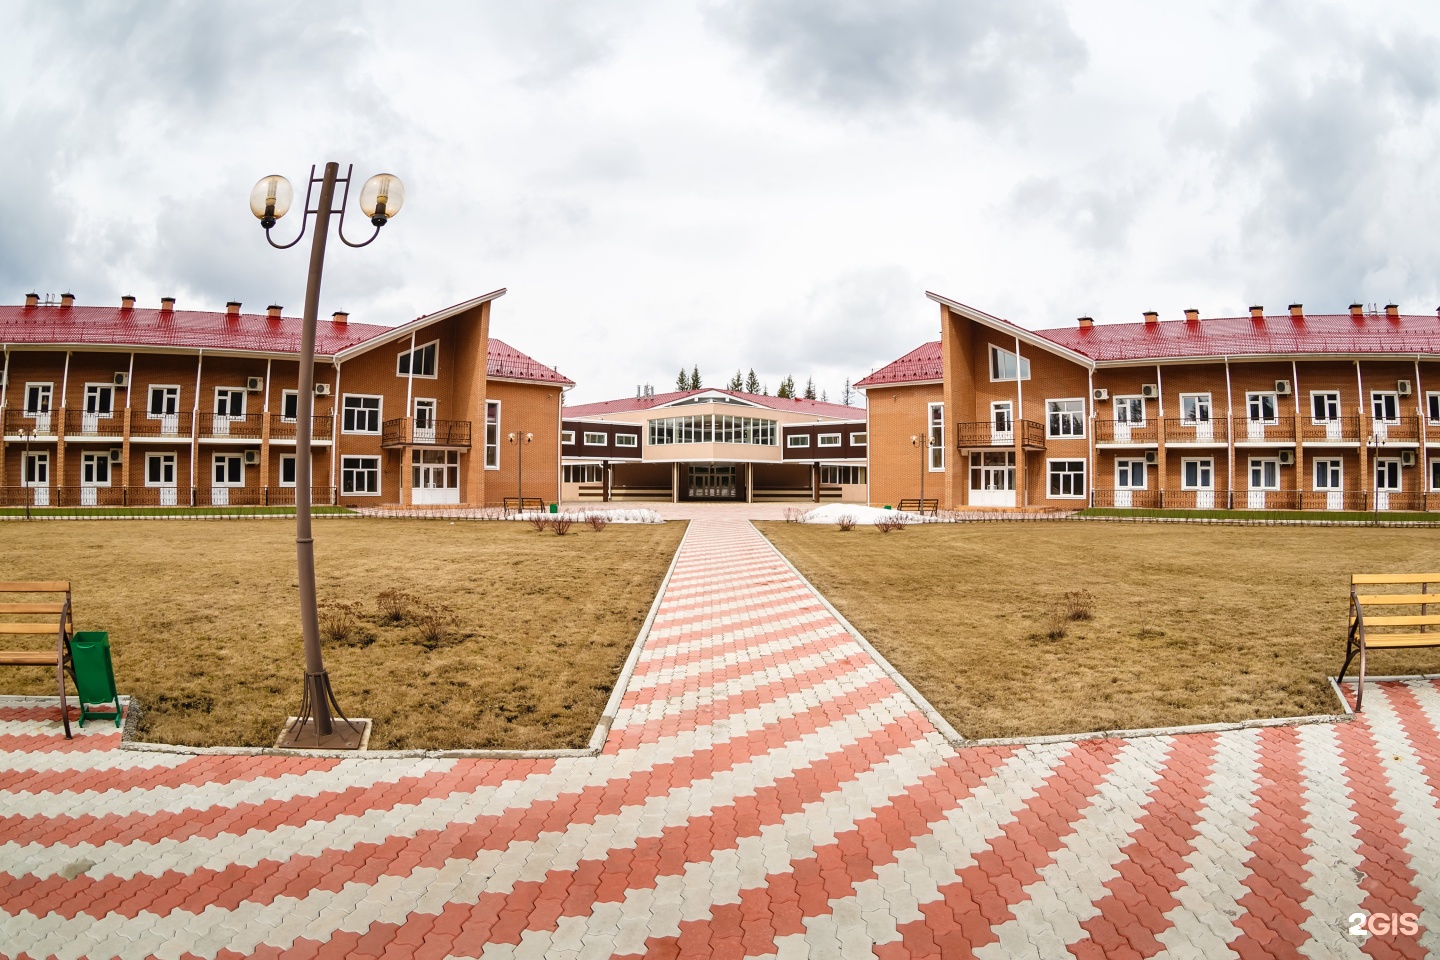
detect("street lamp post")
(508, 431), (533, 508)
(251, 163), (405, 749)
(910, 432), (936, 507)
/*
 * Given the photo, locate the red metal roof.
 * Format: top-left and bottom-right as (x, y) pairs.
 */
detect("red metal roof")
(565, 389), (861, 420)
(0, 301), (570, 385)
(854, 341), (942, 388)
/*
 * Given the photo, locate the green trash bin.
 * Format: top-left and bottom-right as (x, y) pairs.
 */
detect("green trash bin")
(549, 503), (558, 514)
(70, 631), (122, 728)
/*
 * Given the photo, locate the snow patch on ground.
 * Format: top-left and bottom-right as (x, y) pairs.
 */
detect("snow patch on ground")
(798, 504), (936, 525)
(516, 508), (665, 524)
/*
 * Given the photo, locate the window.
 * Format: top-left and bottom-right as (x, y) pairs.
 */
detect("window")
(1376, 459), (1402, 492)
(614, 433), (638, 448)
(214, 388), (245, 417)
(1048, 460), (1086, 498)
(584, 432), (607, 446)
(1427, 392), (1440, 425)
(396, 340), (438, 378)
(563, 464), (604, 483)
(648, 414), (777, 445)
(23, 383), (52, 414)
(850, 432), (867, 446)
(970, 451), (1015, 490)
(1115, 459), (1147, 489)
(1311, 391), (1340, 422)
(989, 344), (1031, 382)
(928, 403), (944, 470)
(1247, 392), (1278, 423)
(279, 455), (297, 488)
(281, 390), (299, 422)
(1180, 394), (1212, 424)
(817, 434), (841, 447)
(561, 430), (575, 444)
(145, 453), (177, 486)
(148, 385), (180, 417)
(1047, 399), (1085, 438)
(83, 384), (114, 416)
(1181, 458), (1214, 489)
(1315, 459), (1343, 490)
(212, 454), (244, 487)
(22, 451), (49, 486)
(341, 456), (381, 495)
(820, 465), (867, 484)
(342, 394), (382, 433)
(1114, 397), (1144, 424)
(412, 449), (459, 489)
(1372, 391), (1400, 423)
(485, 401), (500, 469)
(80, 452), (111, 486)
(1432, 458), (1440, 492)
(1249, 458), (1281, 491)
(787, 434), (811, 448)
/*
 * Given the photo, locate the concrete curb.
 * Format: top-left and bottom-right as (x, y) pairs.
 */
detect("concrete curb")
(111, 520), (692, 760)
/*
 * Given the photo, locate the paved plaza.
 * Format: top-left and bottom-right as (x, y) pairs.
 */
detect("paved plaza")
(2, 510), (1439, 958)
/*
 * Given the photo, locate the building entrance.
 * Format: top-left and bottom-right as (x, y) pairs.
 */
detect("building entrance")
(686, 464), (738, 500)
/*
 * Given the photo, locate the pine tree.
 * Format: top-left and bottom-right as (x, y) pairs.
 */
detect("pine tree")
(777, 375), (795, 399)
(762, 382), (770, 396)
(803, 377), (816, 400)
(841, 378), (853, 406)
(745, 369), (760, 394)
(821, 389), (828, 403)
(728, 369), (743, 391)
(677, 368), (689, 391)
(690, 365), (702, 390)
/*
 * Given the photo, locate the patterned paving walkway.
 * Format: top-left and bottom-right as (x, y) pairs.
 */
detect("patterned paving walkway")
(3, 514), (1439, 958)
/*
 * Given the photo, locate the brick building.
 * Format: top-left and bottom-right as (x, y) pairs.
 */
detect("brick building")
(561, 388), (867, 503)
(859, 293), (1440, 512)
(0, 292), (571, 509)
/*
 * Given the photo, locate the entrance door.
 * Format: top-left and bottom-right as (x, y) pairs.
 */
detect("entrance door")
(1114, 397), (1143, 443)
(147, 453), (178, 506)
(1314, 458), (1344, 511)
(412, 449), (460, 504)
(990, 402), (1014, 445)
(1248, 459), (1279, 510)
(687, 464), (737, 499)
(1183, 458), (1214, 509)
(22, 451), (49, 506)
(969, 451), (1016, 507)
(24, 384), (53, 434)
(413, 399), (436, 444)
(214, 388), (246, 436)
(81, 452), (111, 506)
(1114, 458), (1146, 508)
(1375, 459), (1401, 511)
(83, 384), (114, 434)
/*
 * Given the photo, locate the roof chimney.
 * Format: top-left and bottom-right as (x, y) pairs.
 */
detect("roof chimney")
(636, 384), (642, 398)
(267, 304), (282, 319)
(226, 301), (241, 317)
(160, 297), (176, 313)
(1184, 308), (1200, 322)
(60, 292), (75, 308)
(1250, 305), (1264, 319)
(1385, 303), (1400, 318)
(24, 292), (39, 307)
(331, 310), (348, 325)
(1349, 303), (1363, 318)
(1288, 303), (1303, 318)
(121, 294), (136, 310)
(1077, 316), (1093, 329)
(1142, 310), (1158, 325)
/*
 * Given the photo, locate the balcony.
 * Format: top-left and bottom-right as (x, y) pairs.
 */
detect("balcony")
(381, 417), (472, 448)
(61, 410), (125, 439)
(197, 412), (265, 440)
(268, 414), (335, 442)
(1093, 420), (1160, 446)
(1161, 418), (1230, 446)
(1369, 416), (1421, 445)
(0, 486), (338, 509)
(3, 409), (58, 438)
(953, 420), (1046, 450)
(1231, 416), (1296, 445)
(1298, 416), (1362, 445)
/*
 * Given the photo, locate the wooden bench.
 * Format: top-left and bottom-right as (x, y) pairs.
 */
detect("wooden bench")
(898, 498), (939, 517)
(1338, 573), (1440, 711)
(0, 581), (76, 738)
(502, 496), (547, 517)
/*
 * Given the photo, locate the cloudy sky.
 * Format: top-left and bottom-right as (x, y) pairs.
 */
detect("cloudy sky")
(7, 1), (1440, 404)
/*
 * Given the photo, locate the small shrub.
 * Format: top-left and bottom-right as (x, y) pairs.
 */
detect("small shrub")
(836, 513), (857, 532)
(552, 515), (574, 535)
(319, 601), (371, 647)
(585, 514), (609, 532)
(1042, 602), (1069, 641)
(413, 600), (460, 650)
(875, 515), (908, 533)
(529, 515), (552, 533)
(783, 507), (807, 523)
(1063, 589), (1095, 622)
(375, 589), (420, 626)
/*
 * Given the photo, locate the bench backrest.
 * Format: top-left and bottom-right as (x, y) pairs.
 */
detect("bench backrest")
(0, 582), (73, 643)
(1350, 574), (1440, 631)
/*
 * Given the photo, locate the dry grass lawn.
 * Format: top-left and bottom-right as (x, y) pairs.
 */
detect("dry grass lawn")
(1, 519), (684, 749)
(760, 521), (1440, 740)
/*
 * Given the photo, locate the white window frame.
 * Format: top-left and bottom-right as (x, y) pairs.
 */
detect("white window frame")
(21, 450), (49, 486)
(1248, 457), (1281, 491)
(1047, 459), (1086, 499)
(80, 451), (111, 487)
(1375, 458), (1403, 492)
(1426, 391), (1440, 425)
(1246, 392), (1279, 424)
(563, 463), (604, 483)
(485, 400), (500, 469)
(279, 454), (297, 488)
(928, 402), (945, 471)
(83, 383), (115, 417)
(144, 453), (177, 487)
(1179, 393), (1212, 425)
(850, 432), (868, 446)
(817, 433), (841, 447)
(1046, 399), (1085, 439)
(212, 453), (245, 488)
(988, 344), (1031, 382)
(820, 464), (867, 485)
(341, 394), (383, 434)
(614, 433), (638, 448)
(1431, 457), (1440, 492)
(583, 431), (607, 446)
(341, 455), (382, 496)
(1314, 458), (1343, 491)
(1371, 391), (1400, 424)
(1310, 391), (1341, 423)
(280, 390), (299, 423)
(787, 434), (811, 448)
(214, 386), (246, 417)
(1115, 459), (1147, 490)
(23, 382), (52, 415)
(561, 430), (575, 444)
(147, 385), (181, 418)
(1114, 396), (1145, 425)
(396, 339), (439, 379)
(1181, 458), (1215, 490)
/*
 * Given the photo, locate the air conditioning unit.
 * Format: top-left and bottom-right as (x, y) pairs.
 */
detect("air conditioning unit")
(1278, 449), (1295, 465)
(246, 376), (264, 392)
(1141, 384), (1159, 399)
(243, 450), (261, 466)
(1275, 380), (1291, 395)
(108, 447), (122, 463)
(1092, 388), (1109, 401)
(314, 383), (331, 396)
(1144, 451), (1158, 465)
(1402, 450), (1417, 467)
(1398, 380), (1413, 397)
(113, 372), (129, 388)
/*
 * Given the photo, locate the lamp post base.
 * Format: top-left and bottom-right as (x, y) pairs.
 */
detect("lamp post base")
(276, 670), (366, 750)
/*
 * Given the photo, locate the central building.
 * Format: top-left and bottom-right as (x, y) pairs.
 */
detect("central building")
(561, 388), (867, 503)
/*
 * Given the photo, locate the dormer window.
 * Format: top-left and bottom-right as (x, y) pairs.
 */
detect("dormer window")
(989, 345), (1031, 382)
(397, 340), (438, 378)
